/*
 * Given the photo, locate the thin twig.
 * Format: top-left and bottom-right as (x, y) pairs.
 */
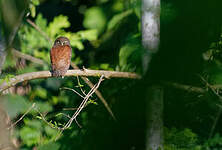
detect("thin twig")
(54, 75), (104, 139)
(12, 49), (117, 120)
(76, 76), (87, 96)
(57, 113), (71, 119)
(26, 19), (52, 44)
(16, 17), (128, 120)
(63, 108), (78, 110)
(64, 75), (104, 129)
(199, 75), (222, 138)
(71, 63), (116, 120)
(199, 75), (222, 101)
(60, 87), (85, 99)
(34, 107), (63, 130)
(209, 108), (222, 138)
(75, 118), (82, 128)
(161, 81), (206, 94)
(8, 103), (36, 130)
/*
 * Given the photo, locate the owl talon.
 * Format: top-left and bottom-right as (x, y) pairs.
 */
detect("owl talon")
(82, 66), (87, 71)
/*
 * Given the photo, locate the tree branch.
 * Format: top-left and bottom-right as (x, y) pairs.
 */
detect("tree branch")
(70, 63), (116, 120)
(12, 48), (47, 66)
(26, 19), (52, 43)
(25, 17), (117, 120)
(161, 81), (206, 94)
(12, 49), (116, 120)
(0, 69), (141, 93)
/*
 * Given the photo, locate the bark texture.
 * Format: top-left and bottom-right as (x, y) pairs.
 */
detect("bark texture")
(141, 0), (162, 149)
(141, 0), (160, 73)
(146, 85), (164, 150)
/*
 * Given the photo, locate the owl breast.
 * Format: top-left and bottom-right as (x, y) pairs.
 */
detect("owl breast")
(50, 45), (72, 77)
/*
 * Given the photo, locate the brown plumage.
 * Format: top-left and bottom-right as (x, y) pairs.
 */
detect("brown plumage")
(50, 36), (72, 78)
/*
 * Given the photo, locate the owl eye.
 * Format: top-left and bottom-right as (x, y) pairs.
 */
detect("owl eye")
(56, 40), (61, 45)
(62, 41), (69, 45)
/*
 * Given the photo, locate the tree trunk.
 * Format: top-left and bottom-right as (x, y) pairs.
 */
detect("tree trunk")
(141, 0), (162, 149)
(146, 85), (164, 150)
(141, 0), (160, 73)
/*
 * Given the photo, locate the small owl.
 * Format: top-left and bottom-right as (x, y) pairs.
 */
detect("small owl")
(50, 36), (72, 78)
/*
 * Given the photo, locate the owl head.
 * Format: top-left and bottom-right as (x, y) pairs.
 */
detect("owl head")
(54, 36), (71, 47)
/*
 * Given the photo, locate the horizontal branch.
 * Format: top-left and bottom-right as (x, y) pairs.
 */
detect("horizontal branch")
(12, 48), (47, 65)
(161, 81), (206, 93)
(0, 69), (141, 93)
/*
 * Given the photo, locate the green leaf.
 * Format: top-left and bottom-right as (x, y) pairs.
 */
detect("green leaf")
(3, 54), (16, 69)
(77, 29), (98, 41)
(35, 102), (53, 113)
(1, 95), (30, 118)
(44, 126), (57, 137)
(71, 40), (84, 50)
(107, 9), (133, 31)
(20, 127), (41, 146)
(38, 142), (60, 150)
(29, 4), (36, 18)
(62, 32), (84, 50)
(47, 15), (70, 38)
(99, 63), (113, 70)
(119, 34), (142, 71)
(18, 13), (50, 61)
(83, 7), (107, 34)
(35, 87), (47, 99)
(87, 99), (98, 105)
(24, 119), (42, 130)
(36, 116), (42, 120)
(35, 13), (47, 32)
(31, 0), (40, 6)
(111, 0), (124, 12)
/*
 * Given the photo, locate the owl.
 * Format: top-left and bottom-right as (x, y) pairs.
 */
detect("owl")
(50, 36), (72, 78)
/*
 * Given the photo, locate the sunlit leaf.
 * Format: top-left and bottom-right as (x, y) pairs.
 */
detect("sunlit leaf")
(47, 15), (70, 38)
(20, 127), (41, 146)
(77, 29), (98, 41)
(83, 7), (107, 34)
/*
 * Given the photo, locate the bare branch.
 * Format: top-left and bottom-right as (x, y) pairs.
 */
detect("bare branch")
(198, 75), (222, 138)
(62, 75), (104, 130)
(71, 63), (116, 120)
(19, 17), (118, 120)
(7, 103), (36, 130)
(26, 19), (52, 43)
(12, 49), (47, 65)
(162, 81), (206, 94)
(60, 87), (85, 99)
(12, 49), (116, 119)
(0, 69), (141, 93)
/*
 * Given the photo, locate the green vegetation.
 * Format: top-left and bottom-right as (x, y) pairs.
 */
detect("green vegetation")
(0, 0), (222, 149)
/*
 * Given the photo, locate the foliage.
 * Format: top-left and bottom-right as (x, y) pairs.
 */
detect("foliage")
(83, 6), (107, 34)
(203, 133), (222, 149)
(118, 33), (142, 72)
(18, 13), (99, 67)
(164, 128), (222, 150)
(164, 127), (199, 150)
(1, 0), (222, 150)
